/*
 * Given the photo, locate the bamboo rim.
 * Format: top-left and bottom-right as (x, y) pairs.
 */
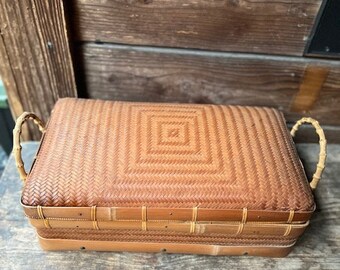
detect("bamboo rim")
(13, 112), (46, 181)
(290, 117), (327, 190)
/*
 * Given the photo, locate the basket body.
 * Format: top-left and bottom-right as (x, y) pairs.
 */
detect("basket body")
(20, 98), (315, 257)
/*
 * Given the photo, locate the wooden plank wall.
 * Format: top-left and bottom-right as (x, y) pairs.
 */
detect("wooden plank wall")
(81, 44), (340, 126)
(0, 0), (77, 140)
(72, 0), (322, 56)
(66, 0), (340, 142)
(2, 0), (340, 142)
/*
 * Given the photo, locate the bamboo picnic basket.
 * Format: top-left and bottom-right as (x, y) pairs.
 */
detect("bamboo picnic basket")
(13, 98), (326, 257)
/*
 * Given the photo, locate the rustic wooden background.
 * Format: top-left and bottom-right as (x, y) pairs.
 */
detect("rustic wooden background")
(1, 0), (340, 142)
(0, 1), (339, 267)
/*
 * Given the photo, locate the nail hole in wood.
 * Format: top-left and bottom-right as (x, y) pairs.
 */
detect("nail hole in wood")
(161, 248), (167, 253)
(47, 41), (53, 49)
(80, 247), (86, 250)
(243, 252), (248, 255)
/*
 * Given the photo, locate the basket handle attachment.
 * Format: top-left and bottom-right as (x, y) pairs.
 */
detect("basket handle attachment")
(290, 117), (327, 190)
(13, 112), (46, 181)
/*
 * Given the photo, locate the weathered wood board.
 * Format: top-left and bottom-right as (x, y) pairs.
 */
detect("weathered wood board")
(72, 0), (322, 56)
(79, 44), (340, 128)
(0, 0), (77, 140)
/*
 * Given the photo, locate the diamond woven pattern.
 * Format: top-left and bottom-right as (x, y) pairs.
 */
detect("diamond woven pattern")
(22, 98), (314, 211)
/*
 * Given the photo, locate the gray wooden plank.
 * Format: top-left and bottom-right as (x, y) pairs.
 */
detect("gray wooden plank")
(71, 0), (322, 56)
(0, 142), (339, 269)
(0, 0), (77, 140)
(80, 44), (340, 127)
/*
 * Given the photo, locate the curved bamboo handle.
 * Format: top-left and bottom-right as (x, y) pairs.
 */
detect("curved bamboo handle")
(13, 112), (46, 181)
(290, 117), (327, 190)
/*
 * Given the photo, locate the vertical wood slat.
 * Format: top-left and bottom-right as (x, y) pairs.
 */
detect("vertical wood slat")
(0, 0), (77, 140)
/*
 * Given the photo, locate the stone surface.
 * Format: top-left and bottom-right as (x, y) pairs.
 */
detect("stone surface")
(0, 145), (7, 178)
(0, 142), (339, 270)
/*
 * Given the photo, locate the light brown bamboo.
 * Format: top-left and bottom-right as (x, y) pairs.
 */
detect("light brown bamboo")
(290, 117), (327, 190)
(13, 112), (45, 181)
(13, 112), (327, 191)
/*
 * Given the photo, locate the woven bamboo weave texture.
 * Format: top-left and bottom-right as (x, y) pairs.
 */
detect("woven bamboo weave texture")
(21, 98), (314, 211)
(37, 228), (296, 246)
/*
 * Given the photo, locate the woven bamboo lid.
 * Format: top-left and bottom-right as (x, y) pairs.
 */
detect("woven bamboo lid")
(21, 98), (314, 212)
